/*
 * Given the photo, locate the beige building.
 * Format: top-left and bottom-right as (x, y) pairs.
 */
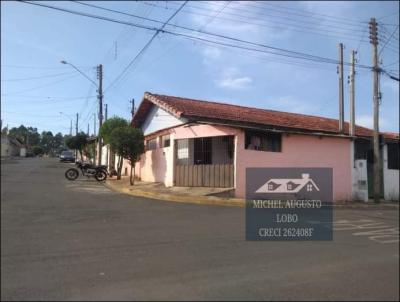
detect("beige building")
(1, 134), (24, 157)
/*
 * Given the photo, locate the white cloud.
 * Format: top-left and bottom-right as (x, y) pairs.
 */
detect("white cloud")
(218, 76), (252, 89)
(356, 114), (388, 129)
(215, 67), (253, 89)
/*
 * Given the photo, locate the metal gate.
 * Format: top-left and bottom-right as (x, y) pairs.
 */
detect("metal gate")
(175, 136), (234, 187)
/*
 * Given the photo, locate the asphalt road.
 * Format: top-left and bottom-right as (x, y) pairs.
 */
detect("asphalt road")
(1, 158), (399, 301)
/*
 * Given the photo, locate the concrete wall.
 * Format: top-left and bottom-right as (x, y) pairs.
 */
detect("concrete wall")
(137, 124), (240, 187)
(235, 131), (353, 202)
(138, 136), (175, 186)
(383, 144), (399, 201)
(352, 159), (369, 202)
(135, 123), (354, 201)
(1, 136), (20, 157)
(1, 136), (10, 157)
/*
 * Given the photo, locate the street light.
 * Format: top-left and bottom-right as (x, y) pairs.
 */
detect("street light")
(60, 60), (98, 87)
(59, 112), (73, 136)
(61, 60), (103, 165)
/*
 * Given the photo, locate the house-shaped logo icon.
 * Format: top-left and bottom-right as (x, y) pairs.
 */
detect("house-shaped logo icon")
(255, 173), (320, 193)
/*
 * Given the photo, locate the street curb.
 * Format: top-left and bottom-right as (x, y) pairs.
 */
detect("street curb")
(104, 181), (399, 209)
(104, 181), (245, 207)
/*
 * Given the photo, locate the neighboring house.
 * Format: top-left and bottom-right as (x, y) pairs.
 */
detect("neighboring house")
(1, 134), (25, 157)
(121, 92), (398, 202)
(256, 173), (319, 193)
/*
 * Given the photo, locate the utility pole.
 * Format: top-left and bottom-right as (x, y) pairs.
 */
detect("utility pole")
(104, 103), (109, 168)
(93, 113), (96, 136)
(97, 64), (103, 165)
(131, 98), (135, 118)
(338, 43), (344, 133)
(87, 123), (89, 136)
(69, 120), (72, 136)
(349, 50), (356, 137)
(75, 113), (79, 135)
(93, 112), (97, 165)
(75, 113), (79, 159)
(369, 17), (381, 203)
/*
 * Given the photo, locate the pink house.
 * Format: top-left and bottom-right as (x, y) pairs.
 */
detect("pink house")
(123, 92), (399, 202)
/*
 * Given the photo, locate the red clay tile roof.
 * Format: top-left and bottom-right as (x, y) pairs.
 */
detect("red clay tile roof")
(383, 132), (400, 140)
(133, 92), (399, 140)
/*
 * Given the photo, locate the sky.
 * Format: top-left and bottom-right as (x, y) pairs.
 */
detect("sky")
(1, 0), (399, 135)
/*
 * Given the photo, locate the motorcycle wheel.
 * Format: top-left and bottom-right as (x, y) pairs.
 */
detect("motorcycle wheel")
(65, 168), (79, 180)
(95, 170), (107, 181)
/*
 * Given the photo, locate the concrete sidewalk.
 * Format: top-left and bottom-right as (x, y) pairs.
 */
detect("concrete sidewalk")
(104, 176), (399, 209)
(105, 176), (244, 207)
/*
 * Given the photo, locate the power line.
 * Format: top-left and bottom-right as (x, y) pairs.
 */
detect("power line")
(141, 1), (370, 43)
(169, 0), (367, 30)
(0, 94), (96, 99)
(104, 1), (188, 92)
(197, 1), (231, 32)
(245, 1), (368, 25)
(1, 64), (91, 69)
(382, 69), (400, 81)
(70, 0), (372, 63)
(377, 11), (400, 20)
(98, 2), (155, 68)
(19, 1), (373, 70)
(1, 71), (77, 82)
(1, 74), (80, 96)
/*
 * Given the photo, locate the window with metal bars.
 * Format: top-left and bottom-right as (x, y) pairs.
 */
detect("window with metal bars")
(146, 138), (157, 150)
(245, 130), (281, 152)
(161, 135), (170, 148)
(388, 142), (399, 170)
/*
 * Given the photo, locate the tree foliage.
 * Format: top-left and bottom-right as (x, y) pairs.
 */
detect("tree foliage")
(32, 146), (44, 156)
(65, 132), (88, 160)
(109, 126), (144, 184)
(99, 117), (129, 145)
(7, 125), (66, 156)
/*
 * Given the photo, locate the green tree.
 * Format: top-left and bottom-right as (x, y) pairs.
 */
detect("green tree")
(65, 132), (88, 160)
(9, 125), (28, 144)
(32, 145), (44, 156)
(8, 125), (40, 147)
(99, 117), (129, 173)
(65, 136), (77, 151)
(109, 126), (144, 184)
(53, 132), (65, 155)
(27, 127), (40, 146)
(99, 117), (128, 145)
(40, 131), (54, 155)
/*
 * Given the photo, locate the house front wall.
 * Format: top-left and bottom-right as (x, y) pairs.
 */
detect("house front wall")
(136, 124), (353, 200)
(383, 144), (399, 201)
(235, 131), (352, 201)
(137, 124), (240, 187)
(138, 139), (174, 186)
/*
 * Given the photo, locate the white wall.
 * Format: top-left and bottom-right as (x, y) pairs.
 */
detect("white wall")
(141, 105), (186, 136)
(101, 145), (108, 166)
(352, 159), (369, 202)
(383, 144), (399, 201)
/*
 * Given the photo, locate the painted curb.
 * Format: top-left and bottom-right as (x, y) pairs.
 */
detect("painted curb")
(105, 181), (398, 209)
(104, 181), (245, 207)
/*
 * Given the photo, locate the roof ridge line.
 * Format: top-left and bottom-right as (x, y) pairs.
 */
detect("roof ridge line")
(145, 92), (370, 130)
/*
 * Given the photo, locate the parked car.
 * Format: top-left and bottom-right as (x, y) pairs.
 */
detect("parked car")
(59, 150), (75, 162)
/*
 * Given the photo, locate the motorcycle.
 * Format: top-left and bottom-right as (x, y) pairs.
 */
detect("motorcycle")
(65, 160), (108, 181)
